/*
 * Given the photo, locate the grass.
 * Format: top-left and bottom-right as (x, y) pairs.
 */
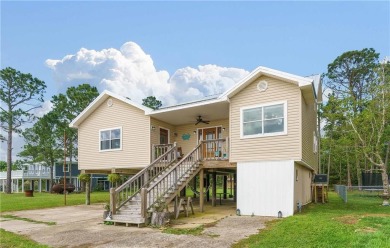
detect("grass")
(0, 191), (110, 212)
(162, 225), (205, 236)
(234, 192), (390, 248)
(1, 214), (56, 225)
(0, 229), (49, 248)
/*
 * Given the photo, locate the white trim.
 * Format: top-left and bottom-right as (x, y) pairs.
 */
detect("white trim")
(147, 97), (227, 116)
(196, 125), (223, 145)
(99, 127), (123, 152)
(219, 66), (313, 100)
(240, 100), (288, 139)
(159, 126), (170, 144)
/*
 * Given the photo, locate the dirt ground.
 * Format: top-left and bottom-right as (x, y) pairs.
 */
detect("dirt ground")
(0, 199), (274, 248)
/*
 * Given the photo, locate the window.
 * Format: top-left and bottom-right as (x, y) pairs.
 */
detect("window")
(241, 102), (287, 138)
(63, 163), (69, 172)
(100, 127), (122, 151)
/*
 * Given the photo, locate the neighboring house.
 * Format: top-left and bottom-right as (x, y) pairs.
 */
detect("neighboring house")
(53, 161), (109, 191)
(0, 162), (51, 192)
(70, 66), (321, 222)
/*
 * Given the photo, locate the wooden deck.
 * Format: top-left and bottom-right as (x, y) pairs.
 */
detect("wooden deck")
(202, 159), (236, 169)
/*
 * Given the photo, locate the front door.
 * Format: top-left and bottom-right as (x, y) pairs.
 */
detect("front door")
(160, 128), (169, 144)
(202, 128), (216, 159)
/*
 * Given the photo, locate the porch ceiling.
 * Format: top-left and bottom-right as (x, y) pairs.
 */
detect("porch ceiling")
(149, 100), (230, 126)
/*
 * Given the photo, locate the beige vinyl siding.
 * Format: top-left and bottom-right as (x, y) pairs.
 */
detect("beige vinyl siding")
(150, 118), (176, 146)
(78, 97), (150, 170)
(301, 97), (318, 171)
(230, 76), (301, 162)
(175, 119), (229, 156)
(294, 163), (312, 211)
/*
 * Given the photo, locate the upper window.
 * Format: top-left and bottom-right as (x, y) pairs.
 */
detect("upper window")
(241, 102), (287, 138)
(100, 127), (122, 151)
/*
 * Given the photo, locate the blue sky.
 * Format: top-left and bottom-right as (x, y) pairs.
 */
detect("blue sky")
(1, 1), (389, 159)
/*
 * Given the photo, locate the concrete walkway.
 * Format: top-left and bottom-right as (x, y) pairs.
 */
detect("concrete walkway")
(0, 202), (273, 247)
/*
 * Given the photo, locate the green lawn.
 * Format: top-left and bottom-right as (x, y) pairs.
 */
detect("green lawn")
(234, 192), (390, 248)
(0, 229), (49, 248)
(0, 191), (110, 212)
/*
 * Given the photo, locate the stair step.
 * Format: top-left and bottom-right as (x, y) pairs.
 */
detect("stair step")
(118, 210), (141, 215)
(121, 207), (141, 212)
(111, 215), (145, 224)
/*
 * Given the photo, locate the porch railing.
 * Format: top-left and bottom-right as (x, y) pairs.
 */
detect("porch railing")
(145, 143), (203, 211)
(152, 143), (175, 161)
(112, 144), (178, 212)
(202, 138), (229, 160)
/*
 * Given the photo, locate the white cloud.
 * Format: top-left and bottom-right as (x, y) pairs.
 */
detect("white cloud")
(46, 42), (249, 106)
(34, 100), (53, 118)
(169, 65), (248, 103)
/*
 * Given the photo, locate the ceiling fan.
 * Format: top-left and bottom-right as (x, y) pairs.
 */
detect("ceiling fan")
(195, 115), (210, 125)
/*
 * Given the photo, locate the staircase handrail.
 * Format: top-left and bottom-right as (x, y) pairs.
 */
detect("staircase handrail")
(145, 143), (203, 210)
(113, 144), (177, 210)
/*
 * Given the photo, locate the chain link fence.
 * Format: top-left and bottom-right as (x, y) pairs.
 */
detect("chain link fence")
(334, 185), (388, 203)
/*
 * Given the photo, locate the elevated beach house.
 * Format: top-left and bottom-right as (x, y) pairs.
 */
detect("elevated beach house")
(70, 66), (322, 225)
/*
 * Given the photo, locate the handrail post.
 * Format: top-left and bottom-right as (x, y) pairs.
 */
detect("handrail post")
(141, 188), (147, 218)
(110, 187), (116, 215)
(174, 142), (177, 161)
(152, 144), (156, 161)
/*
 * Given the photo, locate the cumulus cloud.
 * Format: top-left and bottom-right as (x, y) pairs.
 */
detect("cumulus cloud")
(46, 42), (249, 106)
(169, 65), (249, 103)
(34, 100), (53, 118)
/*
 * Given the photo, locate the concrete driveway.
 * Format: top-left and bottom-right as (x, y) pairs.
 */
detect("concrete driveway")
(0, 203), (273, 247)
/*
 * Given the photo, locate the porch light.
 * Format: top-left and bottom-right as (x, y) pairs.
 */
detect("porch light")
(193, 130), (196, 134)
(222, 128), (226, 132)
(278, 211), (282, 218)
(151, 126), (156, 131)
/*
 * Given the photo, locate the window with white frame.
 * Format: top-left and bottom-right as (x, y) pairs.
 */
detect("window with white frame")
(63, 163), (70, 172)
(100, 127), (122, 151)
(241, 102), (287, 138)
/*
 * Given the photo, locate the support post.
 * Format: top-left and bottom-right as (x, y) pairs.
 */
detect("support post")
(212, 172), (217, 207)
(140, 188), (147, 218)
(223, 176), (227, 199)
(206, 173), (210, 202)
(193, 176), (197, 198)
(233, 172), (237, 202)
(199, 169), (204, 212)
(174, 195), (178, 215)
(110, 187), (116, 215)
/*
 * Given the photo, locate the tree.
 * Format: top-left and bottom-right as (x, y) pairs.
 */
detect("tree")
(323, 48), (381, 189)
(142, 96), (162, 110)
(326, 48), (379, 113)
(0, 161), (6, 171)
(20, 112), (62, 192)
(349, 62), (390, 205)
(51, 84), (99, 184)
(0, 67), (46, 194)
